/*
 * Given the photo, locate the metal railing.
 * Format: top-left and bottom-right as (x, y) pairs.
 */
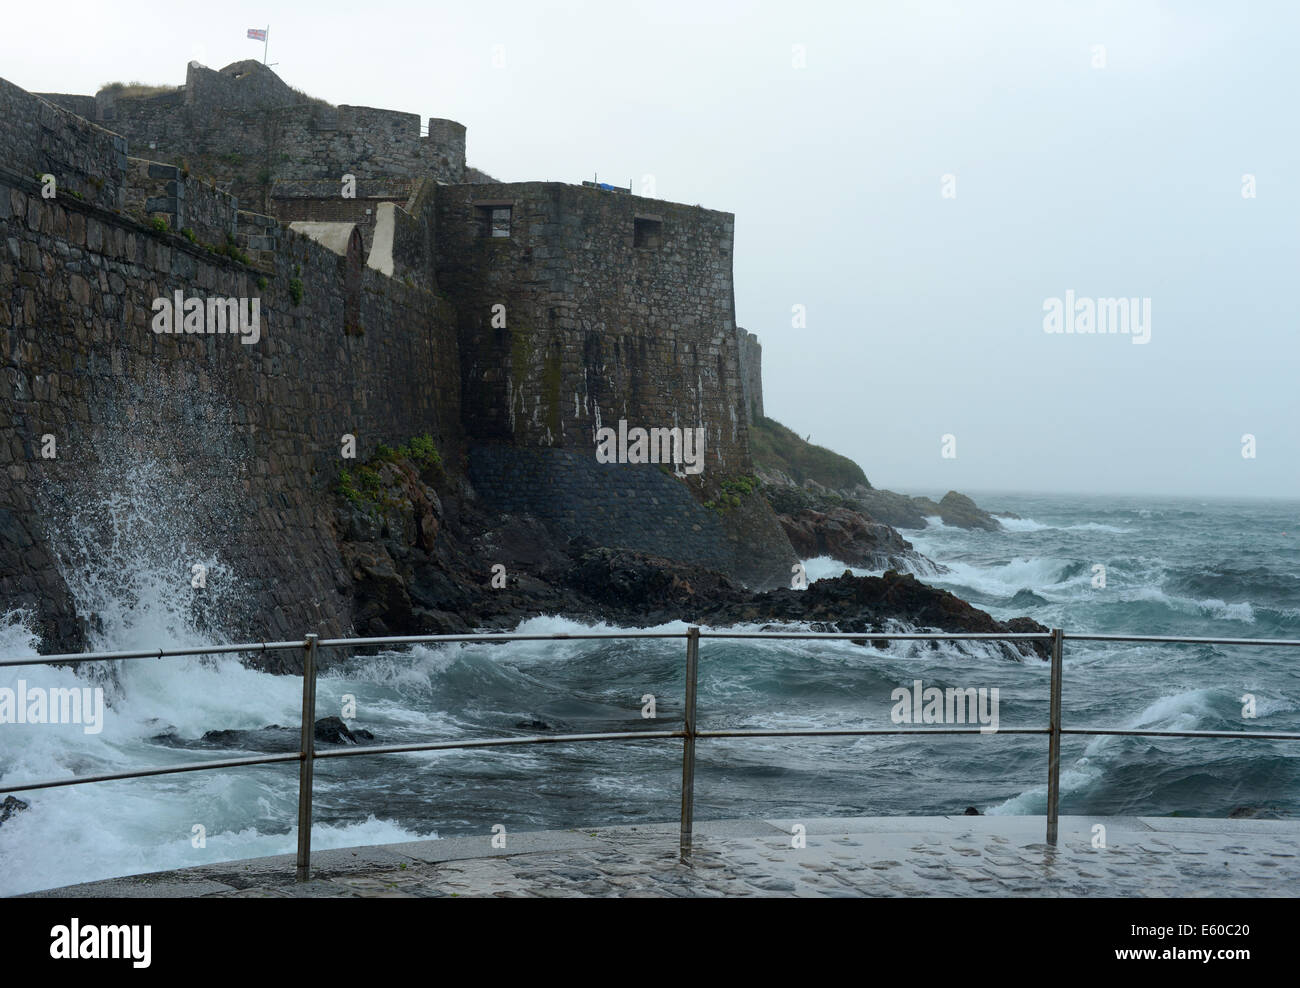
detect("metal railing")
(3, 627), (1299, 883)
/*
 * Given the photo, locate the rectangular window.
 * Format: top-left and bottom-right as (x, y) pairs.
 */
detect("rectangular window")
(476, 204), (512, 238)
(634, 216), (662, 248)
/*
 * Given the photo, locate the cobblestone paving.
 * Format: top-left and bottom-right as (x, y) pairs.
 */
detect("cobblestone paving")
(27, 817), (1300, 898)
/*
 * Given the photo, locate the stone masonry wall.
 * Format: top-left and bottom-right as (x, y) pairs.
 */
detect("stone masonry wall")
(469, 447), (794, 589)
(0, 80), (462, 659)
(269, 178), (419, 259)
(43, 62), (466, 214)
(124, 157), (240, 247)
(735, 327), (764, 425)
(0, 78), (127, 212)
(434, 182), (750, 475)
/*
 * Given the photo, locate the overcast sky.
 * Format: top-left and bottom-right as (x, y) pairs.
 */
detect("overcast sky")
(3, 0), (1296, 498)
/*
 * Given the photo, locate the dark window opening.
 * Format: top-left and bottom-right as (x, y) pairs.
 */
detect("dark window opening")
(476, 204), (512, 238)
(634, 217), (663, 248)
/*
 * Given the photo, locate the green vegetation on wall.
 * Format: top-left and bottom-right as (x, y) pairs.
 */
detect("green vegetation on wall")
(704, 474), (759, 513)
(335, 433), (445, 511)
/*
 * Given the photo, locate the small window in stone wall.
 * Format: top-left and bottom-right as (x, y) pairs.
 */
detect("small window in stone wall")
(476, 205), (512, 238)
(634, 217), (663, 248)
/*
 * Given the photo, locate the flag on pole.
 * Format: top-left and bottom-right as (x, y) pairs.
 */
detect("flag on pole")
(247, 28), (267, 40)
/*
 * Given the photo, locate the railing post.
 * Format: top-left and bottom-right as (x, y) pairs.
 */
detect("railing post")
(295, 633), (319, 882)
(1046, 627), (1063, 845)
(679, 626), (700, 860)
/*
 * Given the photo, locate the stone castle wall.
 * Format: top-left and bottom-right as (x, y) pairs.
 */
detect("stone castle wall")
(468, 447), (793, 589)
(268, 177), (421, 259)
(434, 182), (751, 475)
(735, 327), (764, 424)
(1, 68), (792, 653)
(1, 79), (127, 211)
(0, 79), (462, 655)
(39, 61), (466, 213)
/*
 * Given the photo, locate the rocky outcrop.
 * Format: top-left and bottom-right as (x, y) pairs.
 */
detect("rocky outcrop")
(321, 451), (1048, 660)
(780, 506), (920, 570)
(851, 488), (1002, 531)
(932, 492), (1002, 531)
(747, 417), (1003, 533)
(761, 481), (942, 574)
(692, 570), (1049, 661)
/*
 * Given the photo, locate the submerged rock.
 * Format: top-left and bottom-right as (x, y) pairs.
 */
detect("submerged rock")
(1227, 805), (1282, 820)
(314, 715), (375, 744)
(155, 718), (377, 751)
(0, 795), (29, 828)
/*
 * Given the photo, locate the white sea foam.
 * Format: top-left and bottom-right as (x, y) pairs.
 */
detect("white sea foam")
(801, 555), (880, 582)
(984, 765), (1102, 816)
(921, 556), (1075, 597)
(997, 517), (1132, 534)
(996, 517), (1051, 532)
(1124, 586), (1257, 623)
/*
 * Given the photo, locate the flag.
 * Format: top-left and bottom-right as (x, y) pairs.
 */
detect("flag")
(247, 28), (267, 41)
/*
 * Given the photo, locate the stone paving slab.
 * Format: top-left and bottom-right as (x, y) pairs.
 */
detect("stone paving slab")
(21, 816), (1300, 898)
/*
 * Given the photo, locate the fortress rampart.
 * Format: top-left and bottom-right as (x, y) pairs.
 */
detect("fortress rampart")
(40, 61), (467, 213)
(1, 61), (783, 654)
(435, 182), (749, 472)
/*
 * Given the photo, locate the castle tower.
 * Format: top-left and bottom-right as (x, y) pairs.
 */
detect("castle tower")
(426, 118), (466, 184)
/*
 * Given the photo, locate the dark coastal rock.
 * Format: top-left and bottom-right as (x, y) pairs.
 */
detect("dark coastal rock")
(851, 488), (936, 530)
(314, 716), (357, 744)
(846, 487), (1002, 532)
(471, 515), (573, 583)
(1227, 805), (1282, 820)
(779, 506), (918, 570)
(761, 483), (943, 574)
(0, 795), (29, 827)
(691, 570), (1051, 661)
(157, 718), (377, 751)
(341, 541), (414, 639)
(935, 491), (1001, 532)
(963, 806), (981, 816)
(565, 547), (745, 614)
(321, 448), (1045, 670)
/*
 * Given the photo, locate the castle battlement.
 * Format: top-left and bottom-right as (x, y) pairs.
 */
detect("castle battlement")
(38, 60), (468, 213)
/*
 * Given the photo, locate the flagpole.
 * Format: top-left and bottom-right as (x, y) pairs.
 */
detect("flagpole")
(263, 25), (270, 65)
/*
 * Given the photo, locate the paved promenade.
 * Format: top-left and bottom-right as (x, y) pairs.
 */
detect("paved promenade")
(26, 816), (1300, 898)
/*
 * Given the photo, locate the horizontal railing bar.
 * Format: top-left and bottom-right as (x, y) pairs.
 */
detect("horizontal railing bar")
(1061, 728), (1300, 740)
(7, 629), (1300, 669)
(0, 640), (305, 668)
(697, 631), (1053, 641)
(697, 727), (1047, 738)
(10, 724), (1299, 796)
(312, 730), (685, 759)
(1062, 633), (1300, 647)
(313, 631), (688, 649)
(1, 752), (302, 794)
